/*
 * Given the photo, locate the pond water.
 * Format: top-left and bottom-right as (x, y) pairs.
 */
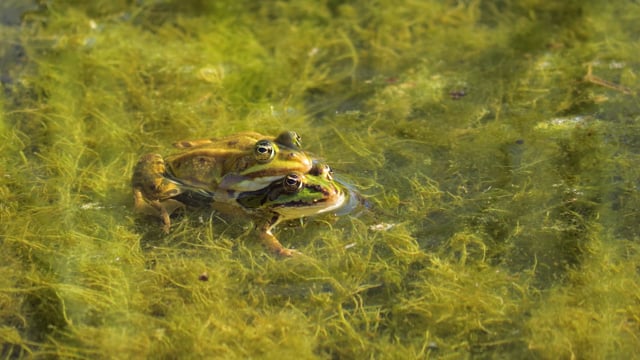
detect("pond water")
(1, 0), (639, 358)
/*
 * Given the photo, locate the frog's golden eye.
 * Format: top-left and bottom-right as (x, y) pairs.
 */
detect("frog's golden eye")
(283, 173), (304, 193)
(254, 140), (276, 163)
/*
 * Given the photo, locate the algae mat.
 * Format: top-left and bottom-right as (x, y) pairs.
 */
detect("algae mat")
(1, 1), (640, 358)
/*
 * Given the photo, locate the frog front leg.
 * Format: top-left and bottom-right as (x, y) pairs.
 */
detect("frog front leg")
(258, 215), (301, 257)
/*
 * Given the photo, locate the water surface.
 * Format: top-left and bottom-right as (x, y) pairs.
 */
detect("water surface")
(1, 1), (639, 358)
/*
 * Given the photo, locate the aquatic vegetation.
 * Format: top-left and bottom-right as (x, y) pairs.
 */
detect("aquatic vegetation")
(1, 0), (640, 358)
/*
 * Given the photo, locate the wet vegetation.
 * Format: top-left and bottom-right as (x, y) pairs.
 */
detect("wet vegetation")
(1, 0), (640, 358)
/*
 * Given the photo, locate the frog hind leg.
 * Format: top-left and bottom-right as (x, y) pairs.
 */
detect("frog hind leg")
(133, 188), (184, 233)
(132, 153), (187, 232)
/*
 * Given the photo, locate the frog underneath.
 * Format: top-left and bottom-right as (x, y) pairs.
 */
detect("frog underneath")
(176, 162), (348, 256)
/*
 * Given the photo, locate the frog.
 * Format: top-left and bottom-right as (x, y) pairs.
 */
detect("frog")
(132, 131), (313, 233)
(166, 131), (312, 192)
(175, 161), (349, 256)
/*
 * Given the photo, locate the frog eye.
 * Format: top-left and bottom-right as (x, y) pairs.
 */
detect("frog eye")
(283, 173), (304, 192)
(275, 131), (302, 149)
(254, 140), (276, 163)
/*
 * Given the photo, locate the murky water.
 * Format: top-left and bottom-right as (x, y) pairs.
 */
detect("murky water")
(1, 1), (639, 358)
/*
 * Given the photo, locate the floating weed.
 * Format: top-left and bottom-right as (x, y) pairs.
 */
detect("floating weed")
(391, 253), (533, 356)
(2, 0), (640, 358)
(447, 231), (488, 266)
(406, 172), (444, 212)
(527, 236), (640, 358)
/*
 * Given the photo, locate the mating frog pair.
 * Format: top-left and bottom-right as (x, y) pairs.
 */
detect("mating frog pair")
(132, 131), (350, 256)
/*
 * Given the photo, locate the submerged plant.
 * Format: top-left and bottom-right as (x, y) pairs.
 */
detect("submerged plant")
(1, 0), (640, 358)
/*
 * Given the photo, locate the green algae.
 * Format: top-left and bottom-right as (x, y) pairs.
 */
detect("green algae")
(1, 0), (640, 358)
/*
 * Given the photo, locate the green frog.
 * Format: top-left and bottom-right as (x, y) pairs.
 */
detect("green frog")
(175, 161), (350, 256)
(132, 131), (313, 233)
(165, 131), (311, 192)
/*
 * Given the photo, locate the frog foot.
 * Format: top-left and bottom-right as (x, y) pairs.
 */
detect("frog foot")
(276, 247), (302, 257)
(259, 227), (301, 257)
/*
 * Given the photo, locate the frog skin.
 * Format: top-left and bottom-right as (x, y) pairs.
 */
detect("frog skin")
(132, 131), (313, 233)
